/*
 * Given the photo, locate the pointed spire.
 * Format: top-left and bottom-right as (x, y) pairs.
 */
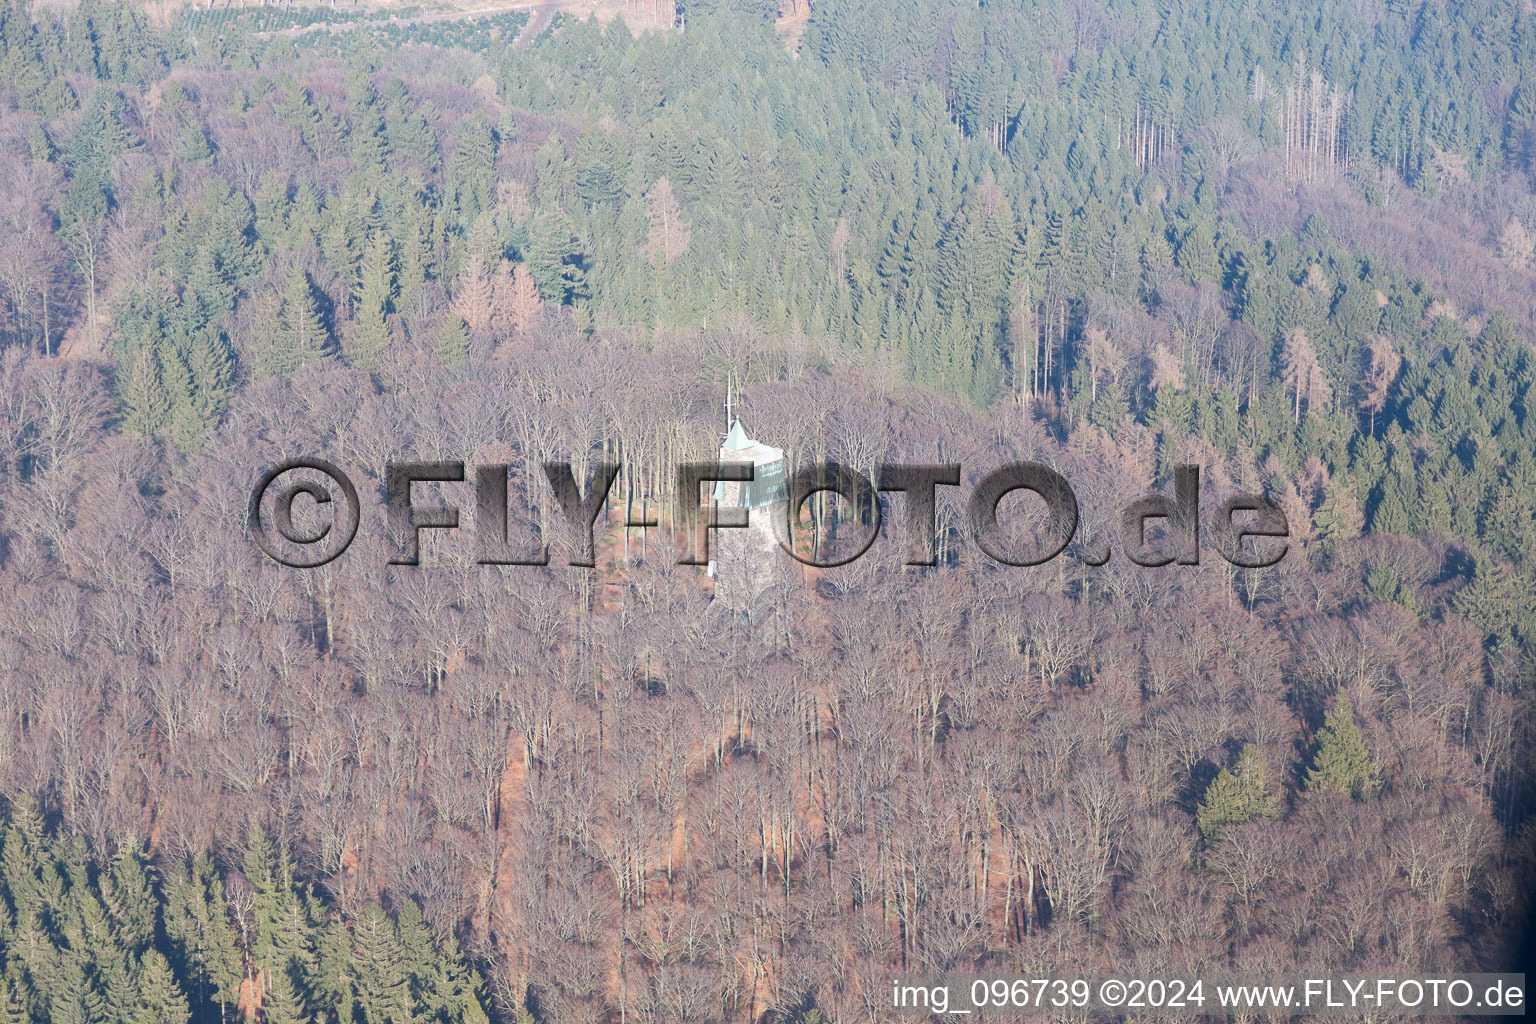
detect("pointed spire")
(723, 418), (752, 451)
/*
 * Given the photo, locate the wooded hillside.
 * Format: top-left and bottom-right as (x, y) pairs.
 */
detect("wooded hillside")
(0, 0), (1532, 1020)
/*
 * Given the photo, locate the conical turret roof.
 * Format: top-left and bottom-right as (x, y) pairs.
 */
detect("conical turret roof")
(723, 418), (752, 451)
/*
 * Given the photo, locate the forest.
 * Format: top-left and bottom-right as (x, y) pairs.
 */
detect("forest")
(0, 0), (1533, 1019)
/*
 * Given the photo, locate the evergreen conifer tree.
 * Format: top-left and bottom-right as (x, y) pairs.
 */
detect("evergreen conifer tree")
(1197, 745), (1280, 843)
(121, 347), (171, 436)
(1305, 693), (1382, 799)
(1175, 222), (1219, 284)
(0, 973), (29, 1024)
(313, 919), (356, 1024)
(525, 209), (586, 304)
(132, 951), (192, 1024)
(163, 855), (243, 1017)
(437, 314), (470, 365)
(1313, 475), (1363, 547)
(266, 267), (331, 377)
(260, 966), (313, 1024)
(351, 905), (413, 1024)
(351, 235), (395, 371)
(102, 839), (156, 953)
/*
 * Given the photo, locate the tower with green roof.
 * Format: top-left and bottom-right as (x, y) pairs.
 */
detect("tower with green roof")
(709, 417), (789, 615)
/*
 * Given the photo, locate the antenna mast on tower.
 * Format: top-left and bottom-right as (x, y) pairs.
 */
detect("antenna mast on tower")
(724, 371), (734, 433)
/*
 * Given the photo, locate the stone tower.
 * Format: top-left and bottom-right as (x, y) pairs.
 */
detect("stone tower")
(708, 418), (788, 615)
